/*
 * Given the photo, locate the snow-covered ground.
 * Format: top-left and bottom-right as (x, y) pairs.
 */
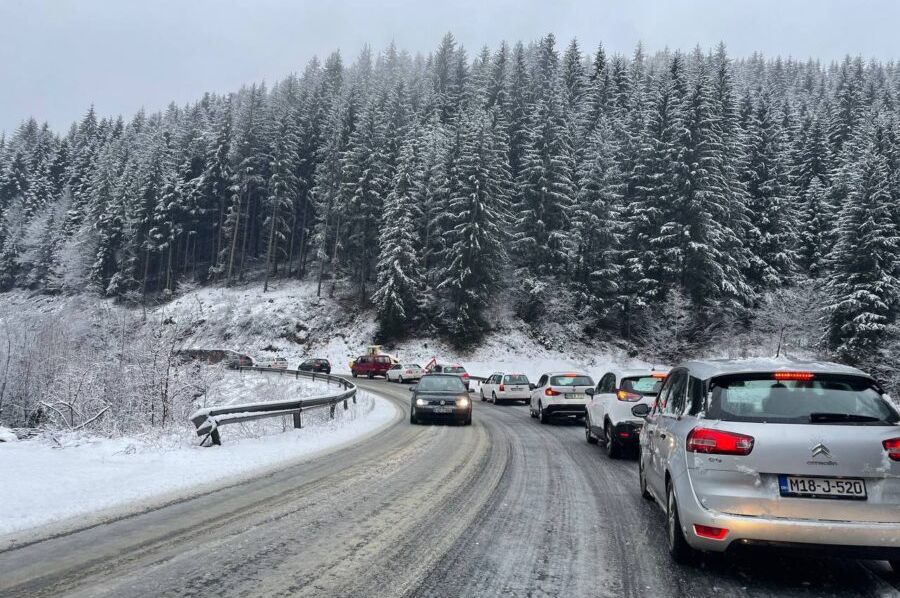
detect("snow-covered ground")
(0, 373), (398, 543)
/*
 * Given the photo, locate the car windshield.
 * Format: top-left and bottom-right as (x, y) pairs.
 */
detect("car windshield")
(504, 375), (529, 384)
(708, 374), (898, 425)
(550, 375), (593, 387)
(443, 366), (465, 374)
(417, 376), (467, 392)
(621, 376), (665, 396)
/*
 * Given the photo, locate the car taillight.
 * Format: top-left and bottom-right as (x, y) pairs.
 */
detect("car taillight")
(884, 438), (900, 462)
(462, 373), (469, 379)
(616, 390), (642, 402)
(545, 388), (561, 396)
(499, 384), (505, 391)
(405, 370), (412, 374)
(693, 524), (728, 540)
(774, 371), (814, 381)
(687, 427), (754, 456)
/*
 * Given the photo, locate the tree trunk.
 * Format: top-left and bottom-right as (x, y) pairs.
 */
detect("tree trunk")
(226, 192), (242, 283)
(263, 195), (278, 292)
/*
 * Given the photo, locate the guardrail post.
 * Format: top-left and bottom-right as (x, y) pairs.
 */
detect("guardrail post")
(329, 404), (336, 419)
(343, 398), (348, 410)
(293, 412), (302, 428)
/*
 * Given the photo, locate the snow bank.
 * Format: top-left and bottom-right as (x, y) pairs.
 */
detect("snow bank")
(0, 390), (397, 540)
(0, 426), (17, 442)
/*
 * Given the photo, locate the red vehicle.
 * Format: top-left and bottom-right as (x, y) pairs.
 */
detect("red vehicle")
(351, 354), (394, 379)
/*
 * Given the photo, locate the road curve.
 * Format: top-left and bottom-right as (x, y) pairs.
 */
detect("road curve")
(1, 379), (898, 597)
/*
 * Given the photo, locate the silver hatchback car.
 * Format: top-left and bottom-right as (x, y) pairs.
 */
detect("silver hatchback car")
(638, 358), (900, 570)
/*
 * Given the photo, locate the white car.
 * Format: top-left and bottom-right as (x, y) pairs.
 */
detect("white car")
(529, 371), (595, 423)
(257, 356), (288, 370)
(387, 363), (423, 383)
(480, 372), (531, 404)
(585, 368), (669, 458)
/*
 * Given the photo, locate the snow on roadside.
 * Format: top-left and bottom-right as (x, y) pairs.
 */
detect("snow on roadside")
(0, 426), (17, 442)
(0, 383), (397, 539)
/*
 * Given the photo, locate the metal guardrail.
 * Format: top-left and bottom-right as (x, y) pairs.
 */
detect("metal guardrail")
(189, 366), (357, 446)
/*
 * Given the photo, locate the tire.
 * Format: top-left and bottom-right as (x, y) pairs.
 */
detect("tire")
(352, 371), (358, 378)
(463, 415), (472, 426)
(890, 560), (900, 576)
(585, 416), (598, 444)
(539, 402), (550, 424)
(399, 375), (404, 384)
(481, 390), (487, 402)
(491, 392), (498, 405)
(367, 372), (374, 380)
(605, 421), (622, 459)
(667, 482), (697, 564)
(529, 404), (537, 418)
(639, 452), (653, 500)
(410, 409), (418, 425)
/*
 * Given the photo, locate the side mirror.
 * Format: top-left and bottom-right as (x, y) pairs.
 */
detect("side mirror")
(585, 388), (594, 397)
(631, 403), (650, 418)
(529, 383), (536, 390)
(409, 385), (417, 392)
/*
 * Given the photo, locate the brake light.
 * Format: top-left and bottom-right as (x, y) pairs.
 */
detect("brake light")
(545, 388), (561, 396)
(693, 524), (728, 540)
(774, 371), (814, 381)
(499, 384), (505, 392)
(651, 372), (667, 379)
(616, 390), (642, 402)
(884, 438), (900, 462)
(687, 427), (754, 456)
(462, 372), (469, 379)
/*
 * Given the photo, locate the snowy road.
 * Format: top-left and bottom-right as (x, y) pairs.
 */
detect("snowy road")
(1, 378), (899, 597)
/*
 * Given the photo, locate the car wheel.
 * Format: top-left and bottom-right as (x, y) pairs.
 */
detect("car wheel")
(352, 371), (358, 378)
(585, 416), (598, 444)
(367, 372), (374, 379)
(410, 409), (417, 424)
(399, 375), (405, 384)
(890, 560), (900, 575)
(491, 392), (497, 405)
(464, 415), (472, 426)
(667, 481), (697, 564)
(605, 421), (622, 459)
(539, 402), (549, 424)
(481, 390), (487, 402)
(529, 403), (537, 418)
(639, 452), (653, 500)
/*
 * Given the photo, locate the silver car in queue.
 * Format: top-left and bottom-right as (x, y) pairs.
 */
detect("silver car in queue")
(638, 358), (900, 570)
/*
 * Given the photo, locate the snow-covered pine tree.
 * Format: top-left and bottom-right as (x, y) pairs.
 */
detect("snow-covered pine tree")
(439, 108), (511, 343)
(825, 145), (900, 364)
(372, 132), (425, 339)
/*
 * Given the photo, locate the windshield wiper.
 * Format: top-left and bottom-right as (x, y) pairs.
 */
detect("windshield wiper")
(809, 412), (882, 423)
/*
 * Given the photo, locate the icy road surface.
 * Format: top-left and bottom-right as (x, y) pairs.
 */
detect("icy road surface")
(1, 378), (898, 597)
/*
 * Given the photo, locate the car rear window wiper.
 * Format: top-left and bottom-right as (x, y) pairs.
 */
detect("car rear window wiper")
(809, 412), (882, 423)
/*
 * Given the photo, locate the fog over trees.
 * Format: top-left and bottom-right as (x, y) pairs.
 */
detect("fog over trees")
(1, 33), (899, 375)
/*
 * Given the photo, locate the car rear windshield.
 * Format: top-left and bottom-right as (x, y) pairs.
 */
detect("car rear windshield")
(621, 376), (664, 396)
(504, 375), (529, 385)
(707, 374), (898, 425)
(443, 366), (465, 374)
(404, 364), (420, 369)
(418, 376), (467, 392)
(550, 375), (594, 387)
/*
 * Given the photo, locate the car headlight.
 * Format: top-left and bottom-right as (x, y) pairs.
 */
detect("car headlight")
(416, 398), (427, 406)
(457, 396), (470, 408)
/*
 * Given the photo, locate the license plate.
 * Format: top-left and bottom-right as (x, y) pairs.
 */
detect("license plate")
(511, 386), (526, 392)
(565, 393), (585, 400)
(432, 406), (455, 413)
(778, 475), (867, 500)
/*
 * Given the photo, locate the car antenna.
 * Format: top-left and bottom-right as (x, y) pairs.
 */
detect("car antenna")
(774, 324), (785, 358)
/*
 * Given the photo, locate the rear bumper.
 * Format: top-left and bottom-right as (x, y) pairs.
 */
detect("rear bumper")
(543, 402), (587, 416)
(611, 421), (643, 445)
(674, 474), (900, 554)
(497, 392), (530, 401)
(414, 407), (471, 423)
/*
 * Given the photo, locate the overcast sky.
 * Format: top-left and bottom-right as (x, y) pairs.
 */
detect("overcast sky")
(2, 0), (898, 135)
